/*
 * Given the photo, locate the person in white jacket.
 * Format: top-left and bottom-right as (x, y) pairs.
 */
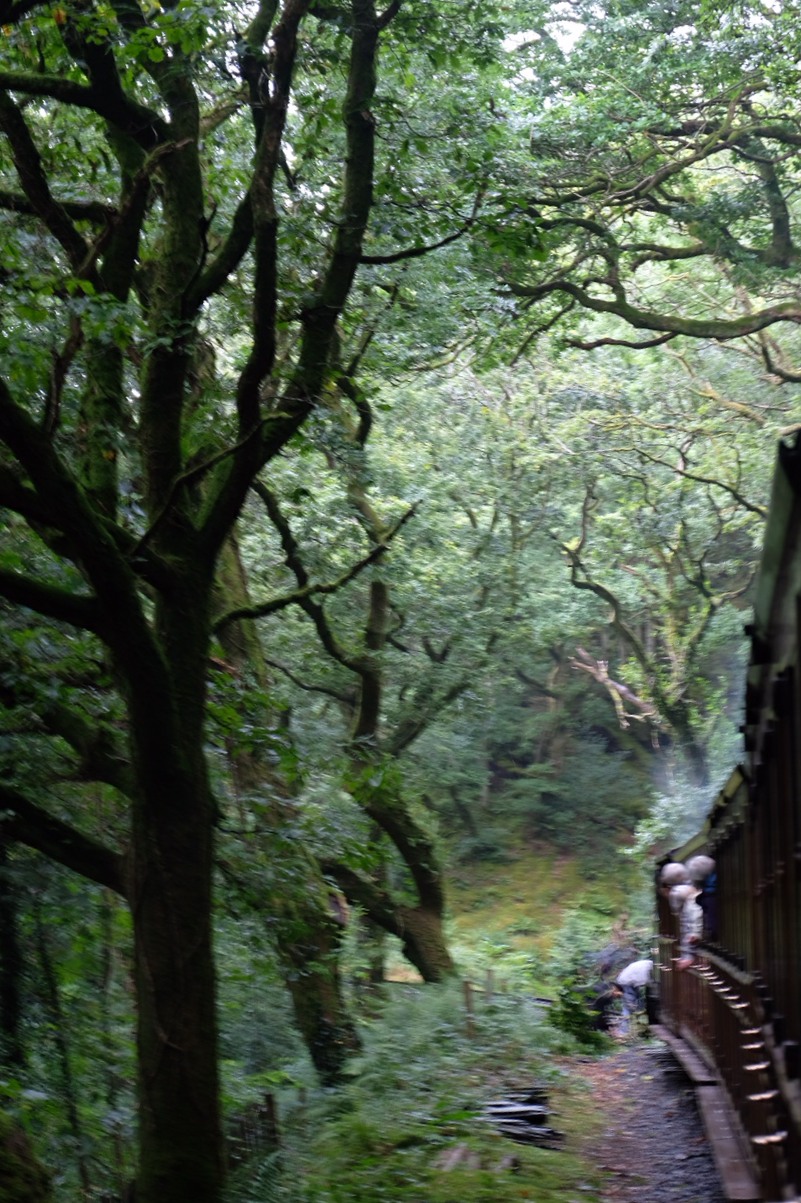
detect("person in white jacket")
(614, 958), (654, 1035)
(669, 882), (703, 969)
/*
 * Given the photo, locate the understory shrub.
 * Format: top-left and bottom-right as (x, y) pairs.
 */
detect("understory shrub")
(225, 979), (601, 1203)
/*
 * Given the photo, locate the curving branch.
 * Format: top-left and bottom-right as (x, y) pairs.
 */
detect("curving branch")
(567, 331), (677, 351)
(507, 273), (801, 341)
(386, 677), (469, 757)
(0, 467), (174, 594)
(212, 508), (415, 633)
(556, 490), (671, 717)
(260, 656), (354, 705)
(319, 860), (405, 937)
(0, 188), (113, 224)
(360, 189), (483, 264)
(0, 91), (90, 271)
(733, 131), (796, 266)
(0, 567), (105, 633)
(0, 783), (127, 895)
(515, 83), (801, 352)
(215, 480), (416, 651)
(627, 446), (767, 518)
(627, 240), (708, 268)
(187, 194), (254, 310)
(0, 70), (165, 147)
(358, 787), (445, 912)
(511, 299), (576, 364)
(758, 333), (801, 385)
(376, 0), (401, 29)
(0, 465), (68, 530)
(570, 646), (659, 732)
(40, 702), (133, 794)
(0, 671), (134, 795)
(0, 378), (177, 711)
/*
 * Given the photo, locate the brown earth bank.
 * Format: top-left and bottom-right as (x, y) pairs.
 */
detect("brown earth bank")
(570, 1040), (728, 1203)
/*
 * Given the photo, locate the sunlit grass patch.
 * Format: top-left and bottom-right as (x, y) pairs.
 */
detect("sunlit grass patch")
(442, 849), (639, 1000)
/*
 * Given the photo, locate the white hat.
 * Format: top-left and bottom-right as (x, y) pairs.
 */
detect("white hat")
(685, 855), (715, 883)
(660, 861), (690, 886)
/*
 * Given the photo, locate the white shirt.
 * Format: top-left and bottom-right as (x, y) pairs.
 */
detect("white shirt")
(616, 959), (653, 987)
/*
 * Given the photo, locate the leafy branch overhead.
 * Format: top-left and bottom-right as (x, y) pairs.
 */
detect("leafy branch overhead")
(496, 1), (801, 355)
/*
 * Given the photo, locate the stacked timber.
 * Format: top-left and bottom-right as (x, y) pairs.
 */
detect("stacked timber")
(481, 1088), (564, 1148)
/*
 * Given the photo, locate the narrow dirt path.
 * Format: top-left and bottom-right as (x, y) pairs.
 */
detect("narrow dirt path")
(571, 1039), (728, 1203)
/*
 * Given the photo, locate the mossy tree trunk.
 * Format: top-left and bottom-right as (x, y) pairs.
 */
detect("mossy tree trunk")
(0, 845), (24, 1067)
(0, 1113), (53, 1203)
(0, 2), (393, 1200)
(214, 536), (360, 1083)
(257, 477), (458, 982)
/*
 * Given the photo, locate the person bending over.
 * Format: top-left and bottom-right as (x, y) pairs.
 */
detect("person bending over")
(614, 959), (654, 1036)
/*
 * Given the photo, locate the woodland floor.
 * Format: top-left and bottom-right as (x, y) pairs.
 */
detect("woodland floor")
(572, 1039), (728, 1203)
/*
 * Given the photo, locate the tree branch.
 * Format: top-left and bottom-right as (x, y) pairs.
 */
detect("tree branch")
(213, 495), (417, 633)
(0, 71), (165, 147)
(507, 274), (801, 341)
(0, 91), (90, 271)
(630, 446), (767, 517)
(0, 377), (175, 704)
(187, 194), (254, 309)
(319, 860), (405, 937)
(0, 188), (114, 224)
(386, 678), (469, 757)
(0, 784), (127, 895)
(360, 198), (481, 264)
(567, 331), (677, 351)
(0, 672), (134, 796)
(0, 568), (105, 633)
(261, 656), (355, 705)
(570, 646), (658, 730)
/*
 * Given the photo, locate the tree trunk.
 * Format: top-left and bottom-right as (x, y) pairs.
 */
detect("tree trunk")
(357, 778), (455, 981)
(664, 703), (710, 790)
(281, 914), (360, 1083)
(0, 844), (24, 1067)
(0, 1113), (52, 1202)
(397, 906), (456, 982)
(0, 0), (399, 1196)
(124, 562), (225, 1203)
(131, 758), (223, 1203)
(214, 536), (360, 1084)
(32, 893), (92, 1194)
(358, 912), (388, 985)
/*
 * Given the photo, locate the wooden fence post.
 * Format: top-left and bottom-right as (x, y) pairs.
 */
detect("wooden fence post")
(464, 979), (476, 1038)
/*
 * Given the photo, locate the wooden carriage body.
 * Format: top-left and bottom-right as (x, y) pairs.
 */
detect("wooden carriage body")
(657, 438), (801, 1200)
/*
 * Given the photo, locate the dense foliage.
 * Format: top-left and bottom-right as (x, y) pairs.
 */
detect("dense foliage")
(1, 0), (799, 1196)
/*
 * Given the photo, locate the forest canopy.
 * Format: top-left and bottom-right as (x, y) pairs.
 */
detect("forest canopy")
(1, 0), (800, 1197)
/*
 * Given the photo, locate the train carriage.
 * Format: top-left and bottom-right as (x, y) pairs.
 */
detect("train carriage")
(657, 437), (801, 1201)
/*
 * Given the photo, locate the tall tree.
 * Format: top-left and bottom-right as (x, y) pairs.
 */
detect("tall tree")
(212, 534), (361, 1083)
(0, 0), (511, 1194)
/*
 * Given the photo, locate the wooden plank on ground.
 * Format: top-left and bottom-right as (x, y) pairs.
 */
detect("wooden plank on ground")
(696, 1085), (761, 1202)
(651, 1024), (718, 1084)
